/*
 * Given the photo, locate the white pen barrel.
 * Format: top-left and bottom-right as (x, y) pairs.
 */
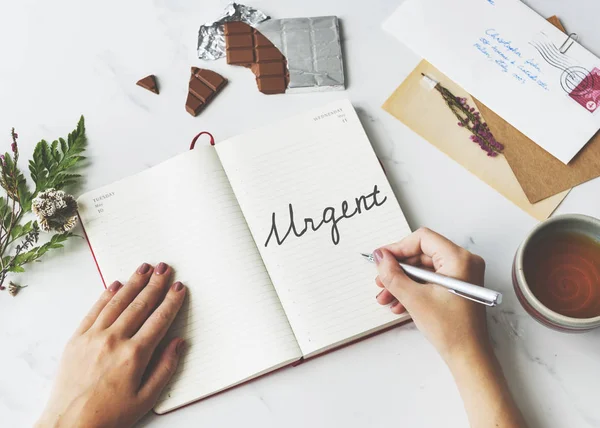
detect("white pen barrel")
(398, 263), (502, 306)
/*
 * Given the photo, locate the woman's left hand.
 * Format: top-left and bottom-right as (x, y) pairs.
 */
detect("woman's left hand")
(36, 262), (186, 428)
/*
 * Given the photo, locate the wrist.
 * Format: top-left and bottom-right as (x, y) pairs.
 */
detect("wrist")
(36, 406), (72, 428)
(444, 338), (495, 374)
(35, 414), (58, 428)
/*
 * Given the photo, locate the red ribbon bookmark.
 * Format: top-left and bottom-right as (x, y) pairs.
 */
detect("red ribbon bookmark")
(189, 131), (215, 150)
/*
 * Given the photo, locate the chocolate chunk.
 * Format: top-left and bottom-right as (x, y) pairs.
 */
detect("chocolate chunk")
(256, 46), (283, 62)
(224, 21), (253, 35)
(185, 93), (203, 116)
(224, 21), (289, 94)
(226, 33), (254, 49)
(136, 75), (159, 94)
(185, 68), (227, 117)
(189, 77), (214, 102)
(192, 68), (226, 91)
(254, 62), (285, 77)
(227, 48), (255, 65)
(256, 75), (287, 94)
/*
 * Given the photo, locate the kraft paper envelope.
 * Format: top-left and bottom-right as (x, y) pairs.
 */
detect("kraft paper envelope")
(475, 99), (600, 204)
(473, 16), (600, 204)
(384, 0), (600, 164)
(382, 60), (568, 221)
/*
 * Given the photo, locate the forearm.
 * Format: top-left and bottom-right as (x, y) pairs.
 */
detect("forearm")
(447, 344), (527, 428)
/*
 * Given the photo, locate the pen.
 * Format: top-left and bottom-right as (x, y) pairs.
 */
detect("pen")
(360, 253), (502, 307)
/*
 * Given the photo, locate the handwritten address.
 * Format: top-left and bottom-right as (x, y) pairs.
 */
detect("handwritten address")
(474, 29), (549, 91)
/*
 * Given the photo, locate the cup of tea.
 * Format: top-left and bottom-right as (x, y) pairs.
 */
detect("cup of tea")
(512, 214), (600, 332)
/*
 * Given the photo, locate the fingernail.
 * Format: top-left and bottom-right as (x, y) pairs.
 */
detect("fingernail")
(173, 281), (184, 292)
(176, 339), (185, 355)
(155, 262), (168, 275)
(108, 281), (122, 292)
(137, 263), (151, 274)
(373, 249), (384, 265)
(376, 290), (383, 299)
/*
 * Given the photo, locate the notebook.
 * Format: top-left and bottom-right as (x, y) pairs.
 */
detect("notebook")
(77, 99), (412, 414)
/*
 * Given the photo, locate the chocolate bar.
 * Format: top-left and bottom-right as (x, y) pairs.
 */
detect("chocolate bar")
(224, 21), (289, 94)
(256, 17), (345, 93)
(185, 67), (227, 117)
(136, 75), (159, 94)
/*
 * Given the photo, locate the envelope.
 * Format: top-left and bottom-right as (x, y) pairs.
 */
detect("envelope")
(382, 60), (568, 221)
(472, 16), (600, 204)
(384, 0), (600, 164)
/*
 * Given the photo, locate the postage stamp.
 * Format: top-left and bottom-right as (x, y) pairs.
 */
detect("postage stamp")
(567, 67), (600, 113)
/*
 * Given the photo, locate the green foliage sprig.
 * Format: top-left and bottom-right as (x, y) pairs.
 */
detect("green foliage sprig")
(0, 117), (86, 293)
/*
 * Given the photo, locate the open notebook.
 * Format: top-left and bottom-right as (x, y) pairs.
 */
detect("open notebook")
(77, 99), (412, 414)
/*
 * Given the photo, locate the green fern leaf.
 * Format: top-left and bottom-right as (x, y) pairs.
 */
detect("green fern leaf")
(29, 116), (86, 195)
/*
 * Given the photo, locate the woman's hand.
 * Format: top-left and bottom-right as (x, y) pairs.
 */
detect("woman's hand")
(374, 228), (527, 428)
(374, 227), (488, 362)
(36, 262), (186, 428)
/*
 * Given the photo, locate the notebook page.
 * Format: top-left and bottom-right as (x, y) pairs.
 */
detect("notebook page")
(77, 147), (301, 414)
(216, 99), (412, 357)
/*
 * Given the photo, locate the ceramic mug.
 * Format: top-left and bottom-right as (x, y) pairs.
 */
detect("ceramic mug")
(512, 214), (600, 332)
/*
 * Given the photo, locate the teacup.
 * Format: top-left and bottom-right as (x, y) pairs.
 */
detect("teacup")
(512, 214), (600, 332)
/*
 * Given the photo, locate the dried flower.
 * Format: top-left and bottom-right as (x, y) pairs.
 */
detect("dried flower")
(0, 117), (86, 294)
(32, 189), (78, 233)
(8, 281), (26, 297)
(10, 127), (18, 154)
(428, 76), (504, 157)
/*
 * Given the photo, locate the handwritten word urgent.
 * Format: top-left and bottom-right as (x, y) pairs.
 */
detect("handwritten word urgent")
(264, 185), (388, 247)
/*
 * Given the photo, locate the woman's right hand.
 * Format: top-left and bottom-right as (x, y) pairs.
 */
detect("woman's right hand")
(374, 228), (527, 428)
(373, 227), (490, 364)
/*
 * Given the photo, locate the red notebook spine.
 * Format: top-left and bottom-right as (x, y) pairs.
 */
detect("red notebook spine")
(78, 212), (107, 289)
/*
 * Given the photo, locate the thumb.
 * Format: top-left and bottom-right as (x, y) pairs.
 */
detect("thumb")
(374, 249), (420, 303)
(138, 338), (184, 406)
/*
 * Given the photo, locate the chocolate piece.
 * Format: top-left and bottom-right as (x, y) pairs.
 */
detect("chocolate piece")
(224, 21), (252, 35)
(185, 68), (227, 117)
(224, 21), (289, 94)
(136, 75), (159, 94)
(227, 49), (255, 65)
(192, 67), (226, 90)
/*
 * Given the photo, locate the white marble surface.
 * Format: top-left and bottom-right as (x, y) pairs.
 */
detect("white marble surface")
(1, 0), (599, 427)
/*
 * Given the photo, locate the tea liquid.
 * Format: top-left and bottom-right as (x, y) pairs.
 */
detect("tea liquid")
(524, 231), (600, 319)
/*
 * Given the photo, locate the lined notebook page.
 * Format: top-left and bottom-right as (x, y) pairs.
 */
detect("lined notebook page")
(77, 147), (301, 414)
(216, 99), (412, 357)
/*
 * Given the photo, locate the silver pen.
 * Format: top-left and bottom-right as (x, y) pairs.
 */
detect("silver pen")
(361, 253), (502, 307)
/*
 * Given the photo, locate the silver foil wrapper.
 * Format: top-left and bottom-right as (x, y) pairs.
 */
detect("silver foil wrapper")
(256, 16), (345, 93)
(197, 3), (269, 60)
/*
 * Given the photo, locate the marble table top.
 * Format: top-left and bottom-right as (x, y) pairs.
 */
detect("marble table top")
(1, 0), (599, 426)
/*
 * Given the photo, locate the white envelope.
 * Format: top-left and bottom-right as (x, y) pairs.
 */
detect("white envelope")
(384, 0), (600, 164)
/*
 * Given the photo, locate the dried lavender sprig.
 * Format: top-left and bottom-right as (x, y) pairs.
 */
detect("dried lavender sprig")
(0, 226), (39, 289)
(10, 128), (18, 156)
(428, 78), (504, 156)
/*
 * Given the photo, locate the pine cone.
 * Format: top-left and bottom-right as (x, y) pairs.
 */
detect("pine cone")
(32, 189), (78, 233)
